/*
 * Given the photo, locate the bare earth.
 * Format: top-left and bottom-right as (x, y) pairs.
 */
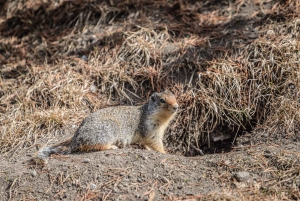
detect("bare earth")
(1, 133), (299, 200)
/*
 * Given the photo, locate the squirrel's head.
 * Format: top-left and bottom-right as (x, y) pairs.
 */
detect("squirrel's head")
(148, 91), (179, 114)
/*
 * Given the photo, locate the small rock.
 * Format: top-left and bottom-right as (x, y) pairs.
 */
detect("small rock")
(90, 85), (97, 93)
(263, 150), (272, 158)
(224, 160), (231, 165)
(83, 158), (91, 163)
(232, 182), (248, 189)
(120, 172), (126, 176)
(234, 171), (250, 182)
(177, 185), (183, 189)
(140, 155), (147, 160)
(30, 170), (37, 177)
(81, 55), (88, 61)
(90, 183), (96, 190)
(137, 178), (143, 183)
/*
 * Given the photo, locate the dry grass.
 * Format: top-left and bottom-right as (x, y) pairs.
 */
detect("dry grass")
(0, 0), (299, 163)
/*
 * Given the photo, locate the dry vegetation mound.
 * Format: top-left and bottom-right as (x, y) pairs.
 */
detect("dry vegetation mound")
(0, 0), (300, 157)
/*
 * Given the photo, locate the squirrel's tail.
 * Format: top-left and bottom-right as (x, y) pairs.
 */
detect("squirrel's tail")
(33, 138), (72, 165)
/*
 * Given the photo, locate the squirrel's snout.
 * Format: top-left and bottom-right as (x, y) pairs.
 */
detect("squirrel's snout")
(172, 104), (179, 111)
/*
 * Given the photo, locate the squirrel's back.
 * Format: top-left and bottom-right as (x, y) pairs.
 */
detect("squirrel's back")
(70, 106), (142, 151)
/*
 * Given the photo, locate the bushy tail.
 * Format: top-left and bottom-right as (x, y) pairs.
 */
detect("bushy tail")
(33, 138), (72, 165)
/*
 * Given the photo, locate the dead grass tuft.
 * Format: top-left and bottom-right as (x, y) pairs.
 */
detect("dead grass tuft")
(247, 19), (300, 137)
(0, 0), (300, 158)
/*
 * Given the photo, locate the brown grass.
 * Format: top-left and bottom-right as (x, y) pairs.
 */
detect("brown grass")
(0, 0), (299, 162)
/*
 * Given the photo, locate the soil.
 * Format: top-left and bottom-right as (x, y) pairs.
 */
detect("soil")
(1, 133), (299, 201)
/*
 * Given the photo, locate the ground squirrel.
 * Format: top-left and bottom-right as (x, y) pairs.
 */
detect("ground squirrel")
(34, 91), (178, 164)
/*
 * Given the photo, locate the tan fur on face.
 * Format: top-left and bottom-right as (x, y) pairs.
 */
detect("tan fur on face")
(154, 92), (178, 124)
(163, 93), (178, 107)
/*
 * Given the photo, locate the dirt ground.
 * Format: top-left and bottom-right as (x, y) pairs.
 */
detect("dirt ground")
(1, 0), (300, 200)
(0, 133), (299, 201)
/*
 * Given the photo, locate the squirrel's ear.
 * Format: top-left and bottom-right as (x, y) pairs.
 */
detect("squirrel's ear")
(151, 92), (158, 101)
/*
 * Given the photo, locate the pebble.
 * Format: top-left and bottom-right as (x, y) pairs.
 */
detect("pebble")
(90, 183), (96, 190)
(90, 85), (97, 93)
(224, 160), (231, 165)
(83, 158), (91, 163)
(140, 155), (147, 160)
(81, 55), (88, 61)
(30, 170), (37, 177)
(232, 182), (248, 188)
(234, 171), (250, 182)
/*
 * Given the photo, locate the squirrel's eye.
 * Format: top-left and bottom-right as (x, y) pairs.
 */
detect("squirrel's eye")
(160, 99), (166, 103)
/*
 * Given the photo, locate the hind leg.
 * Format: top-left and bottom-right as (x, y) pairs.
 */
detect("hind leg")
(104, 144), (118, 150)
(78, 144), (118, 152)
